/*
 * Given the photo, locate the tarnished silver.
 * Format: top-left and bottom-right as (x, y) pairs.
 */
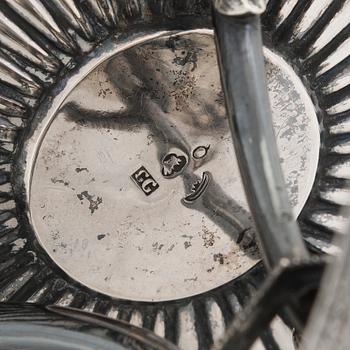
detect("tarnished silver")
(24, 30), (319, 302)
(213, 0), (266, 16)
(0, 0), (348, 349)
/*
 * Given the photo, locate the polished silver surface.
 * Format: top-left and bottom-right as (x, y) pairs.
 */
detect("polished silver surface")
(24, 31), (319, 301)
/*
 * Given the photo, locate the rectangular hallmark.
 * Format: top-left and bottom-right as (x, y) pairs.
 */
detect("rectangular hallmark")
(131, 166), (159, 196)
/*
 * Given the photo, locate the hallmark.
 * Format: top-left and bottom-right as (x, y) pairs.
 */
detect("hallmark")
(131, 166), (159, 196)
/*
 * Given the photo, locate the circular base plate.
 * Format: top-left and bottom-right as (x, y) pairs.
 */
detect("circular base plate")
(28, 31), (319, 301)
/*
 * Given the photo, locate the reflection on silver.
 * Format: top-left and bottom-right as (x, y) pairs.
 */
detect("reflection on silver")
(0, 0), (347, 349)
(24, 31), (319, 302)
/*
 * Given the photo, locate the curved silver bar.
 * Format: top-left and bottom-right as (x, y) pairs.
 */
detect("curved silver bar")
(213, 9), (309, 268)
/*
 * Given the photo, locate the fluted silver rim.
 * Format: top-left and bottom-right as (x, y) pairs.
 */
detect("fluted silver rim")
(0, 1), (348, 349)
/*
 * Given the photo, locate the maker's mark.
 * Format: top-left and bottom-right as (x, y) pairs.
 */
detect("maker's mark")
(131, 166), (159, 196)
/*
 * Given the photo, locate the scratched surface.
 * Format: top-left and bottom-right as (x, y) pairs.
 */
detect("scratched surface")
(29, 32), (319, 301)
